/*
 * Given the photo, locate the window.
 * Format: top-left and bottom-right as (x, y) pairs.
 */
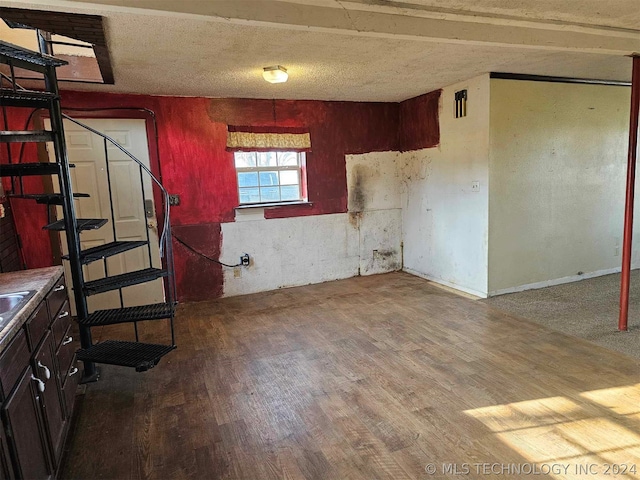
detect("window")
(234, 151), (305, 205)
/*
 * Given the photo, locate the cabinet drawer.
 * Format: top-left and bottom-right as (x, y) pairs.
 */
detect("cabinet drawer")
(0, 330), (29, 400)
(46, 276), (67, 319)
(51, 300), (71, 350)
(56, 325), (78, 382)
(25, 301), (50, 352)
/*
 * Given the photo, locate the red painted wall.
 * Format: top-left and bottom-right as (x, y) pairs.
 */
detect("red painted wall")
(0, 108), (53, 269)
(56, 92), (404, 301)
(5, 89), (440, 301)
(207, 98), (400, 219)
(399, 90), (441, 152)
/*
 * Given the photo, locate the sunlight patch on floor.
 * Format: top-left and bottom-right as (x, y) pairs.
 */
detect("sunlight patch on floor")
(464, 387), (640, 479)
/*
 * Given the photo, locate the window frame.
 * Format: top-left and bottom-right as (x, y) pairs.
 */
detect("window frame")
(234, 151), (307, 206)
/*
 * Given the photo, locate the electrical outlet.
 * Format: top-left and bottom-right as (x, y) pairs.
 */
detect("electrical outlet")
(168, 194), (180, 206)
(240, 253), (250, 266)
(471, 181), (480, 192)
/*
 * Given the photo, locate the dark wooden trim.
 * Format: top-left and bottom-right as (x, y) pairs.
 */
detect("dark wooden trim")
(0, 7), (114, 85)
(92, 45), (113, 85)
(490, 72), (631, 87)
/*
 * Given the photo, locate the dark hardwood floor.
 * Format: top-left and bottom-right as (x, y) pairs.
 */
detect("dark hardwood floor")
(61, 272), (640, 479)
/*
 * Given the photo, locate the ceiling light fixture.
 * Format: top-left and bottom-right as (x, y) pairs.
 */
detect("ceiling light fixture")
(262, 65), (288, 84)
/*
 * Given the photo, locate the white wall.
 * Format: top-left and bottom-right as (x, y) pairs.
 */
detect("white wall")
(220, 76), (635, 299)
(221, 212), (359, 297)
(401, 74), (491, 297)
(221, 151), (403, 297)
(347, 151), (404, 276)
(488, 79), (632, 294)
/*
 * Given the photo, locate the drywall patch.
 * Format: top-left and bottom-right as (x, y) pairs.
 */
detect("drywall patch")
(221, 213), (360, 297)
(346, 151), (404, 277)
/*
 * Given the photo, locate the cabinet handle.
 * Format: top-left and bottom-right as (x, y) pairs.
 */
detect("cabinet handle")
(62, 336), (73, 346)
(30, 374), (45, 393)
(58, 311), (69, 318)
(54, 285), (65, 292)
(37, 361), (51, 380)
(68, 367), (79, 377)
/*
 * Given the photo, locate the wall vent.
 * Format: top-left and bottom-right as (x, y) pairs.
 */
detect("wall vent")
(455, 89), (467, 118)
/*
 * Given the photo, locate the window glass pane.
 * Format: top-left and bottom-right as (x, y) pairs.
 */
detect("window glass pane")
(259, 171), (279, 186)
(236, 150), (305, 205)
(277, 152), (299, 166)
(239, 187), (260, 203)
(260, 187), (280, 202)
(257, 152), (277, 167)
(281, 185), (300, 201)
(237, 171), (259, 187)
(234, 152), (256, 168)
(280, 170), (299, 185)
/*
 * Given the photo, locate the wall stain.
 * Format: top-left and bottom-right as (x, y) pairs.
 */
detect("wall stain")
(368, 248), (402, 273)
(348, 211), (362, 228)
(349, 164), (368, 212)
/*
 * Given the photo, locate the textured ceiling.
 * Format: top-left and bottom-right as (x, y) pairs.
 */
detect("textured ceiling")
(0, 0), (637, 101)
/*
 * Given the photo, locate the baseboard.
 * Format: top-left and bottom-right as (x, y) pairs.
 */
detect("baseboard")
(403, 267), (488, 299)
(488, 267), (625, 297)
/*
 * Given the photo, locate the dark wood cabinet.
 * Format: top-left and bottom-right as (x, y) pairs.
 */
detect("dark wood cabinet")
(0, 273), (77, 480)
(0, 424), (13, 480)
(1, 368), (51, 480)
(33, 332), (66, 467)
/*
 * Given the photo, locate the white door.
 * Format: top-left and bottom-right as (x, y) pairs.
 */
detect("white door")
(47, 118), (164, 313)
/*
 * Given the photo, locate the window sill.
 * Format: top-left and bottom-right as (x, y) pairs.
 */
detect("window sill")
(235, 201), (313, 210)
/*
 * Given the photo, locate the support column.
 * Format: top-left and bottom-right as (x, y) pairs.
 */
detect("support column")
(619, 55), (640, 331)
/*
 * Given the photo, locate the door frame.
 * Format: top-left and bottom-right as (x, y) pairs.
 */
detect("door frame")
(45, 112), (169, 308)
(45, 108), (165, 231)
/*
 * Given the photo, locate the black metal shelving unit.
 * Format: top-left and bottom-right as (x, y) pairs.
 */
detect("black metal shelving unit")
(0, 38), (177, 380)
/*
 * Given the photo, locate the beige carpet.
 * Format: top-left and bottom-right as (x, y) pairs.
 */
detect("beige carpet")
(482, 271), (640, 360)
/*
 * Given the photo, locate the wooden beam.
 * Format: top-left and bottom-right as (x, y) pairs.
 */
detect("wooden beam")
(618, 55), (640, 331)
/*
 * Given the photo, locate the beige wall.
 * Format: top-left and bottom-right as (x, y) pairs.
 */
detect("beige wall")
(488, 79), (632, 294)
(402, 74), (491, 297)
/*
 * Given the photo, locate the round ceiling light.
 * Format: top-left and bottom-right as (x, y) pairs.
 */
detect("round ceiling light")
(262, 65), (288, 84)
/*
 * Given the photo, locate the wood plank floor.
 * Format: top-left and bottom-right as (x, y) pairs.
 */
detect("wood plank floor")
(62, 272), (640, 480)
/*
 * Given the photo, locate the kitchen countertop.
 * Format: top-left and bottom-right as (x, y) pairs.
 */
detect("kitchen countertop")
(0, 266), (64, 355)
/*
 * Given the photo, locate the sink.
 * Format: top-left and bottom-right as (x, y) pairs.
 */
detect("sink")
(0, 291), (36, 328)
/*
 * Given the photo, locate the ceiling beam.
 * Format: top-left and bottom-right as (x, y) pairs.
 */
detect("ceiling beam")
(36, 0), (640, 56)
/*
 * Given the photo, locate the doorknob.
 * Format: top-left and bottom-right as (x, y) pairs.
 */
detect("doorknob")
(147, 218), (158, 230)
